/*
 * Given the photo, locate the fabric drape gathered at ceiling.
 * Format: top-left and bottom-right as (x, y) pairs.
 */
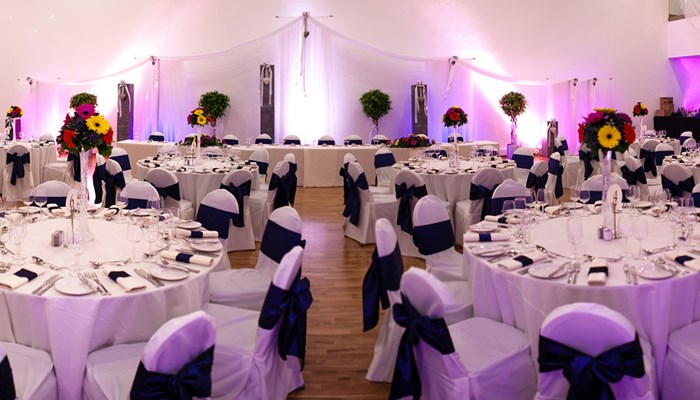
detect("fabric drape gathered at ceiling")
(23, 16), (607, 150)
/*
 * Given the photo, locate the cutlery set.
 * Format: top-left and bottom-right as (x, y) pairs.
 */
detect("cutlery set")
(79, 272), (110, 295)
(31, 274), (62, 295)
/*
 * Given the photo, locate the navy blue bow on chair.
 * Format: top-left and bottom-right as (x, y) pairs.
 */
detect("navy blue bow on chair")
(258, 274), (313, 370)
(103, 170), (126, 207)
(362, 247), (402, 332)
(395, 183), (428, 234)
(339, 163), (351, 205)
(92, 163), (106, 204)
(254, 161), (269, 176)
(130, 346), (214, 400)
(269, 174), (291, 210)
(526, 172), (548, 191)
(343, 172), (369, 226)
(374, 153), (396, 169)
(284, 139), (301, 145)
(196, 204), (237, 239)
(579, 150), (594, 180)
(469, 182), (496, 221)
(220, 180), (251, 227)
(424, 149), (447, 158)
(151, 182), (181, 202)
(286, 163), (298, 206)
(259, 220), (305, 263)
(255, 137), (273, 144)
(620, 165), (647, 186)
(389, 295), (455, 400)
(412, 220), (455, 256)
(223, 138), (238, 145)
(112, 154), (131, 172)
(6, 153), (29, 186)
(538, 334), (645, 400)
(639, 149), (657, 177)
(0, 355), (16, 400)
(512, 154), (534, 170)
(548, 158), (564, 199)
(447, 135), (463, 143)
(148, 134), (165, 142)
(67, 153), (81, 182)
(662, 175), (696, 198)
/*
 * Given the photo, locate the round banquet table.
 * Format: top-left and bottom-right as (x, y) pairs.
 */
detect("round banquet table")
(0, 141), (58, 187)
(0, 216), (229, 399)
(662, 155), (700, 184)
(463, 213), (700, 391)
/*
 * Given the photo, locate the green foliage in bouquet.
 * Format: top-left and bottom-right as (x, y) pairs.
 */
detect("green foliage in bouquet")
(390, 134), (435, 148)
(180, 134), (223, 147)
(69, 92), (98, 109)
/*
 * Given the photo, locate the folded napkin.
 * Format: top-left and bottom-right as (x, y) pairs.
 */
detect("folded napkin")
(464, 233), (509, 242)
(46, 203), (65, 217)
(103, 205), (120, 217)
(175, 228), (219, 238)
(587, 260), (608, 285)
(0, 266), (45, 289)
(484, 215), (508, 224)
(212, 167), (229, 173)
(161, 250), (213, 266)
(544, 206), (561, 216)
(103, 269), (146, 292)
(498, 251), (548, 271)
(664, 250), (700, 271)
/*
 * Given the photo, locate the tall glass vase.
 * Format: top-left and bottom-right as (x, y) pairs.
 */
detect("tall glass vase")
(510, 119), (518, 145)
(195, 126), (202, 161)
(78, 150), (94, 241)
(449, 126), (459, 168)
(637, 116), (644, 136)
(601, 150), (614, 230)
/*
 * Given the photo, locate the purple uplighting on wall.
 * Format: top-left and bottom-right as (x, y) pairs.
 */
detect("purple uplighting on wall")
(671, 56), (700, 108)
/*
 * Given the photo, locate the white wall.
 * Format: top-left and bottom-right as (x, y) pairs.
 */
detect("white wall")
(0, 0), (681, 145)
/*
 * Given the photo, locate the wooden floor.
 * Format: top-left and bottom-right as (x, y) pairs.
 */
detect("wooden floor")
(227, 187), (425, 399)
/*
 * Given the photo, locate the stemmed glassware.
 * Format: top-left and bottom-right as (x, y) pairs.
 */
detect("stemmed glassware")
(66, 228), (83, 276)
(22, 190), (34, 209)
(578, 187), (591, 210)
(566, 216), (583, 264)
(147, 196), (162, 219)
(115, 192), (128, 223)
(9, 217), (27, 264)
(569, 186), (580, 214)
(618, 214), (633, 256)
(127, 220), (143, 262)
(632, 218), (648, 260)
(144, 224), (160, 263)
(34, 188), (47, 220)
(625, 185), (639, 213)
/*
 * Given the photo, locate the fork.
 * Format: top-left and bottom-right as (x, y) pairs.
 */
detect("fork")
(623, 264), (631, 284)
(0, 262), (11, 273)
(86, 271), (110, 295)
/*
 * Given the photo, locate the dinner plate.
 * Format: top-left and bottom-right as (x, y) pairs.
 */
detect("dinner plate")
(190, 241), (223, 252)
(470, 245), (506, 257)
(528, 263), (568, 279)
(469, 222), (498, 233)
(149, 265), (188, 281)
(129, 209), (152, 217)
(19, 206), (41, 214)
(443, 169), (458, 175)
(55, 278), (93, 295)
(177, 221), (202, 230)
(637, 264), (675, 280)
(633, 201), (654, 209)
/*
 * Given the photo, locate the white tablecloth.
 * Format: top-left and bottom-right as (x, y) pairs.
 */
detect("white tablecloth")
(113, 140), (168, 171)
(463, 213), (700, 391)
(0, 217), (228, 399)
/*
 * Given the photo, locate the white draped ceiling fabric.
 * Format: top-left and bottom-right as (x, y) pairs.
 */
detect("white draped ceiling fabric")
(24, 16), (614, 152)
(682, 0), (700, 29)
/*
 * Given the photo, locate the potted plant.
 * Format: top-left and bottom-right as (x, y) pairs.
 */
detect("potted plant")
(198, 91), (230, 137)
(359, 89), (392, 141)
(69, 92), (98, 109)
(499, 91), (528, 152)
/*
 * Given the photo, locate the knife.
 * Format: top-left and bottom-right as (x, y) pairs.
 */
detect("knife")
(547, 262), (570, 278)
(31, 274), (61, 295)
(135, 268), (165, 287)
(631, 266), (639, 285)
(157, 263), (199, 274)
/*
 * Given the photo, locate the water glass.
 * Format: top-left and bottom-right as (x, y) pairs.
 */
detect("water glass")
(9, 218), (27, 264)
(144, 224), (160, 263)
(22, 191), (34, 208)
(632, 218), (648, 259)
(147, 196), (162, 218)
(502, 200), (514, 216)
(578, 187), (591, 208)
(566, 216), (583, 263)
(66, 228), (83, 275)
(618, 214), (633, 256)
(127, 221), (143, 262)
(115, 192), (128, 223)
(514, 197), (527, 214)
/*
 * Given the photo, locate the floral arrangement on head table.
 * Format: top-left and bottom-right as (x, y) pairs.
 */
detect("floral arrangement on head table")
(57, 96), (113, 156)
(578, 108), (635, 155)
(187, 107), (214, 127)
(632, 102), (648, 117)
(6, 105), (23, 119)
(441, 106), (468, 128)
(390, 134), (435, 148)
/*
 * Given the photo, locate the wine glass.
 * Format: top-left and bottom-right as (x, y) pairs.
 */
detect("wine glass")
(566, 216), (583, 263)
(144, 224), (160, 263)
(9, 218), (27, 264)
(625, 185), (638, 213)
(34, 187), (47, 220)
(66, 228), (83, 276)
(632, 218), (648, 260)
(22, 190), (34, 209)
(115, 192), (128, 223)
(569, 186), (580, 213)
(618, 214), (633, 256)
(127, 220), (143, 262)
(578, 187), (591, 210)
(147, 196), (161, 219)
(502, 200), (514, 216)
(654, 190), (669, 220)
(514, 197), (527, 215)
(685, 197), (696, 245)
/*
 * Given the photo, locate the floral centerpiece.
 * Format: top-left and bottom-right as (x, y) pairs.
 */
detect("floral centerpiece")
(441, 106), (468, 128)
(6, 105), (23, 119)
(187, 107), (214, 127)
(390, 134), (435, 148)
(578, 108), (635, 156)
(5, 105), (23, 140)
(632, 102), (648, 117)
(57, 102), (114, 156)
(180, 134), (223, 147)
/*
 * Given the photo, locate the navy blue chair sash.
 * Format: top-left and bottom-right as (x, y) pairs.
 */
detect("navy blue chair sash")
(220, 180), (252, 227)
(560, 139), (569, 152)
(362, 247), (403, 332)
(345, 139), (363, 145)
(372, 139), (390, 145)
(112, 154), (131, 171)
(342, 172), (369, 226)
(318, 139), (335, 145)
(253, 160), (268, 176)
(260, 220), (305, 263)
(447, 136), (463, 143)
(126, 198), (149, 210)
(548, 158), (564, 198)
(620, 165), (647, 186)
(588, 191), (602, 203)
(655, 150), (674, 166)
(579, 150), (594, 180)
(0, 355), (16, 400)
(284, 139), (301, 145)
(389, 295), (455, 400)
(46, 196), (67, 207)
(680, 136), (690, 145)
(412, 220), (454, 255)
(195, 204), (237, 239)
(268, 174), (291, 210)
(424, 149), (447, 158)
(526, 172), (548, 190)
(130, 346), (214, 399)
(538, 334), (645, 400)
(287, 163), (298, 206)
(491, 196), (518, 215)
(67, 153), (81, 182)
(150, 182), (181, 202)
(639, 149), (657, 177)
(469, 183), (496, 221)
(255, 138), (273, 144)
(258, 275), (313, 370)
(92, 163), (106, 204)
(103, 171), (126, 208)
(512, 154), (534, 170)
(148, 134), (165, 142)
(222, 138), (238, 145)
(6, 153), (29, 186)
(395, 183), (428, 234)
(339, 162), (351, 205)
(374, 153), (396, 169)
(662, 175), (696, 198)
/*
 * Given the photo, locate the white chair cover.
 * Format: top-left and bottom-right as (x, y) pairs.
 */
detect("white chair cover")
(580, 173), (629, 203)
(249, 160), (290, 241)
(662, 320), (700, 399)
(2, 143), (34, 202)
(110, 147), (134, 183)
(680, 131), (694, 145)
(454, 168), (504, 239)
(492, 179), (529, 214)
(640, 139), (660, 180)
(545, 152), (563, 205)
(0, 341), (58, 400)
(82, 310), (216, 400)
(254, 133), (273, 144)
(32, 180), (71, 207)
(392, 170), (426, 259)
(682, 137), (697, 152)
(392, 267), (536, 400)
(202, 146), (224, 156)
(661, 163), (695, 199)
(478, 145), (499, 157)
(283, 134), (301, 145)
(38, 133), (54, 141)
(148, 132), (165, 142)
(102, 159), (127, 207)
(536, 303), (655, 400)
(655, 142), (675, 165)
(122, 181), (159, 209)
(157, 143), (179, 155)
(622, 156), (651, 201)
(447, 132), (463, 143)
(196, 189), (239, 249)
(220, 169), (255, 251)
(511, 147), (534, 184)
(42, 159), (73, 185)
(526, 161), (549, 191)
(317, 134), (335, 145)
(222, 134), (239, 145)
(209, 206), (303, 310)
(343, 161), (398, 244)
(413, 195), (464, 282)
(345, 134), (363, 145)
(144, 168), (195, 221)
(371, 134), (390, 145)
(249, 147), (270, 185)
(373, 147), (397, 191)
(208, 246), (306, 399)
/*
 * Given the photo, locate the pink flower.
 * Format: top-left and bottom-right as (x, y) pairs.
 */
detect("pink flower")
(584, 111), (604, 124)
(63, 113), (71, 124)
(76, 104), (95, 119)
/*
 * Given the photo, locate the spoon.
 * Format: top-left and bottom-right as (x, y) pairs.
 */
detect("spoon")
(89, 258), (130, 267)
(158, 259), (200, 274)
(642, 244), (676, 256)
(488, 248), (518, 263)
(653, 257), (687, 275)
(583, 254), (624, 262)
(31, 256), (66, 270)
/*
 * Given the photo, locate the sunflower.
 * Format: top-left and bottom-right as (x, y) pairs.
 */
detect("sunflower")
(194, 109), (204, 116)
(85, 115), (111, 135)
(196, 115), (207, 125)
(597, 125), (621, 149)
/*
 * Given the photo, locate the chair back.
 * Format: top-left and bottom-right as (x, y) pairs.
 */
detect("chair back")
(283, 135), (301, 145)
(268, 160), (291, 209)
(413, 195), (454, 256)
(255, 133), (273, 144)
(345, 135), (363, 145)
(144, 168), (184, 210)
(661, 163), (695, 198)
(122, 181), (159, 209)
(654, 143), (675, 166)
(249, 148), (270, 176)
(33, 180), (71, 207)
(538, 303), (650, 400)
(318, 134), (335, 146)
(491, 179), (528, 214)
(371, 134), (390, 145)
(546, 152), (564, 200)
(3, 144), (33, 199)
(110, 146), (131, 172)
(102, 159), (126, 207)
(394, 170), (427, 234)
(511, 147), (534, 170)
(39, 133), (54, 141)
(692, 183), (700, 206)
(447, 133), (463, 143)
(621, 156), (649, 200)
(157, 144), (179, 155)
(374, 148), (396, 187)
(196, 189), (239, 239)
(555, 135), (570, 156)
(148, 132), (165, 142)
(468, 168), (505, 221)
(577, 143), (599, 181)
(680, 131), (694, 145)
(221, 169), (254, 227)
(639, 139), (659, 177)
(222, 134), (239, 145)
(682, 137), (697, 153)
(526, 161), (549, 191)
(0, 344), (15, 398)
(256, 206), (304, 277)
(581, 173), (629, 203)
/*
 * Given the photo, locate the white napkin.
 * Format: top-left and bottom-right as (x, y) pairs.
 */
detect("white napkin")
(0, 266), (45, 289)
(484, 215), (508, 223)
(664, 250), (700, 271)
(103, 206), (120, 217)
(544, 206), (561, 216)
(587, 259), (608, 285)
(464, 233), (509, 242)
(175, 229), (218, 238)
(161, 250), (213, 266)
(498, 251), (548, 271)
(46, 203), (65, 217)
(103, 268), (146, 292)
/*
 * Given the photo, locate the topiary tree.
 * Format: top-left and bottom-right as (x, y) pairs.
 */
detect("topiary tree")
(499, 91), (528, 145)
(69, 92), (98, 109)
(198, 91), (230, 125)
(359, 89), (392, 133)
